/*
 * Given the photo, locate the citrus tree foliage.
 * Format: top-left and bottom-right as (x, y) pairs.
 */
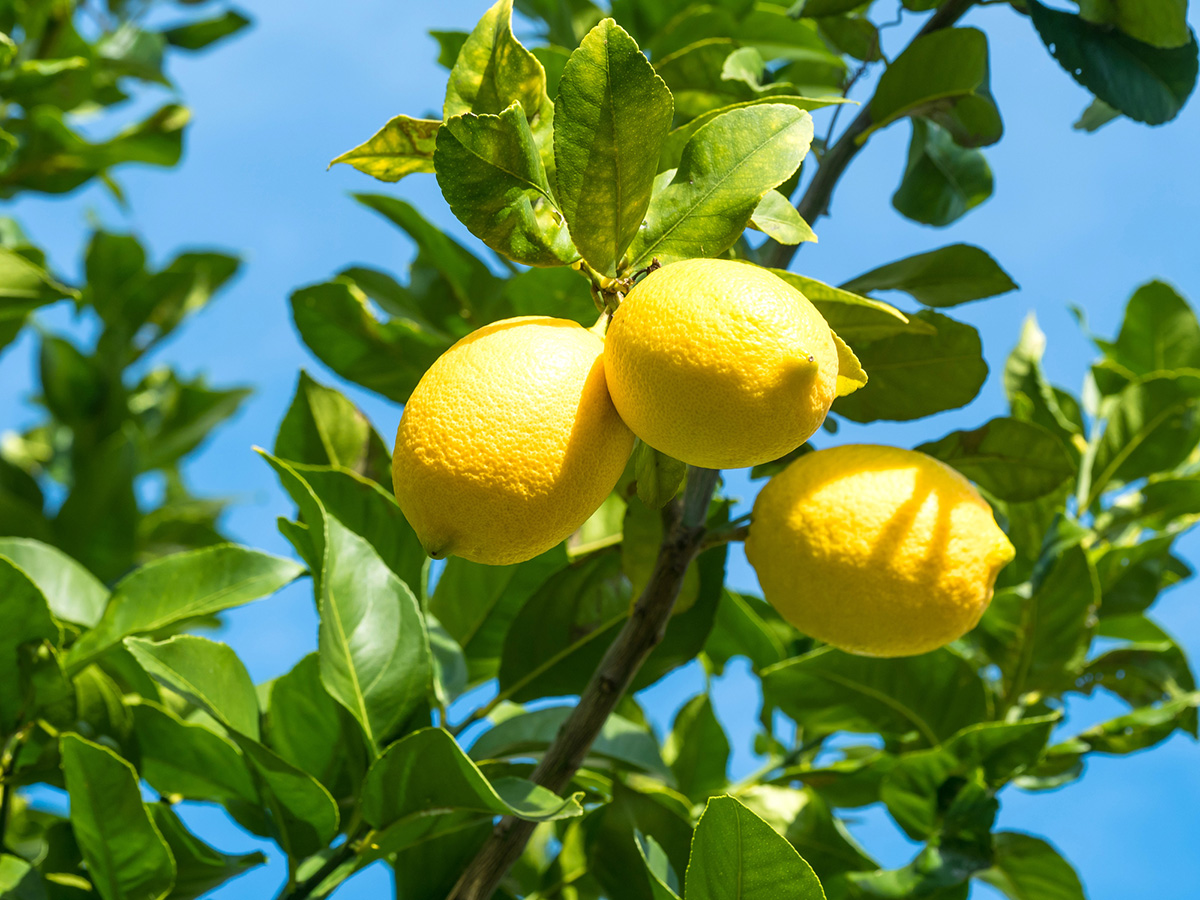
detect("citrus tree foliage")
(2, 2), (1199, 900)
(0, 1), (251, 579)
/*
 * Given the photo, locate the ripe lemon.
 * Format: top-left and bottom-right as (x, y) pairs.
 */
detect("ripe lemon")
(746, 444), (1015, 657)
(603, 259), (839, 470)
(392, 316), (634, 566)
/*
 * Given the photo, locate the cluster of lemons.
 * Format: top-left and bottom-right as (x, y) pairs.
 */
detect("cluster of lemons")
(392, 259), (1014, 658)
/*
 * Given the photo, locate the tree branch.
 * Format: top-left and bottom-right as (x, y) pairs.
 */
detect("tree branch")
(763, 0), (978, 271)
(447, 468), (722, 900)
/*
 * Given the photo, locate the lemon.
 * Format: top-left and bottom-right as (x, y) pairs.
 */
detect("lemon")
(392, 316), (634, 566)
(603, 259), (839, 470)
(746, 444), (1015, 657)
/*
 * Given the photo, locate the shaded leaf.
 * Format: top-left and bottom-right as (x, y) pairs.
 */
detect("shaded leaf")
(841, 244), (1016, 308)
(978, 831), (1085, 900)
(832, 310), (988, 423)
(635, 442), (687, 510)
(664, 694), (729, 800)
(893, 119), (993, 228)
(1028, 0), (1197, 125)
(146, 803), (264, 900)
(162, 10), (251, 51)
(0, 558), (59, 730)
(917, 418), (1075, 502)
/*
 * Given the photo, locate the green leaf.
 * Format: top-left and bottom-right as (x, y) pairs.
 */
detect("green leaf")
(979, 831), (1086, 900)
(66, 545), (304, 671)
(264, 652), (368, 798)
(832, 310), (988, 423)
(1097, 280), (1200, 381)
(1086, 371), (1200, 505)
(1028, 1), (1198, 125)
(762, 648), (989, 746)
(554, 18), (673, 275)
(978, 546), (1100, 696)
(0, 557), (59, 729)
(664, 694), (729, 800)
(841, 244), (1017, 308)
(0, 538), (107, 627)
(290, 280), (447, 405)
(361, 727), (583, 828)
(658, 95), (850, 172)
(635, 442), (688, 510)
(430, 548), (567, 682)
(867, 28), (1002, 147)
(587, 779), (696, 899)
(0, 854), (45, 899)
(637, 834), (683, 900)
(444, 0), (550, 123)
(769, 270), (918, 342)
(685, 796), (824, 900)
(264, 455), (431, 749)
(275, 371), (391, 485)
(329, 115), (439, 183)
(626, 103), (814, 269)
(703, 590), (787, 674)
(129, 700), (264, 824)
(147, 803), (264, 900)
(162, 9), (251, 51)
(435, 103), (577, 266)
(125, 635), (261, 739)
(790, 0), (866, 16)
(60, 734), (175, 900)
(916, 418), (1075, 502)
(431, 30), (469, 70)
(748, 190), (817, 245)
(893, 118), (993, 228)
(0, 246), (75, 304)
(1074, 97), (1122, 131)
(471, 705), (669, 777)
(1079, 0), (1190, 48)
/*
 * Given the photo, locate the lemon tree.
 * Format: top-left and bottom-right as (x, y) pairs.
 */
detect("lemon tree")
(2, 2), (1199, 900)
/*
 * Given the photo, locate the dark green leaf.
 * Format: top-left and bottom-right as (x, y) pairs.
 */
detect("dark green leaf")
(0, 557), (59, 729)
(236, 738), (341, 864)
(147, 803), (264, 900)
(554, 18), (673, 275)
(626, 103), (814, 268)
(635, 442), (687, 510)
(979, 831), (1085, 900)
(290, 280), (447, 404)
(361, 727), (583, 828)
(435, 102), (577, 267)
(66, 545), (304, 671)
(1028, 1), (1197, 125)
(125, 635), (261, 739)
(162, 10), (251, 51)
(263, 652), (368, 799)
(762, 648), (989, 746)
(1096, 280), (1200, 381)
(470, 705), (670, 777)
(841, 244), (1017, 308)
(664, 694), (729, 800)
(329, 115), (439, 183)
(636, 833), (683, 900)
(703, 590), (787, 674)
(431, 547), (567, 683)
(832, 310), (988, 423)
(39, 336), (106, 425)
(60, 734), (176, 900)
(686, 796), (824, 900)
(431, 30), (470, 70)
(0, 538), (107, 627)
(586, 779), (695, 899)
(1086, 371), (1200, 505)
(868, 28), (1002, 147)
(893, 118), (993, 227)
(916, 418), (1075, 502)
(0, 855), (45, 899)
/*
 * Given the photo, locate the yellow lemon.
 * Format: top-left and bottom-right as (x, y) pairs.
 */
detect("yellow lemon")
(603, 259), (839, 469)
(392, 316), (634, 566)
(746, 444), (1015, 657)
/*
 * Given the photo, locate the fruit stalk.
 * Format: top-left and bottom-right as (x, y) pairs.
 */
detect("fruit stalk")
(763, 0), (977, 271)
(447, 467), (721, 900)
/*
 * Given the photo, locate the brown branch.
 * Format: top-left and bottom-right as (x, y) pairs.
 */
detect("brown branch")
(447, 468), (721, 900)
(763, 0), (979, 271)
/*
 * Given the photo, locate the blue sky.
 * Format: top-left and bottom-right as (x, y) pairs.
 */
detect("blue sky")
(3, 0), (1199, 897)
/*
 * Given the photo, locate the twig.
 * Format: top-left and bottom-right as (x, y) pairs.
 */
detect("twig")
(764, 0), (978, 271)
(447, 468), (721, 899)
